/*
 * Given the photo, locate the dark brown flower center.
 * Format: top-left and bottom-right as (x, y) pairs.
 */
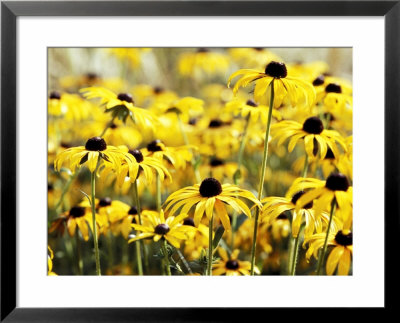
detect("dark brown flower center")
(189, 118), (198, 125)
(334, 230), (352, 246)
(153, 86), (164, 94)
(110, 123), (117, 129)
(86, 72), (99, 81)
(85, 137), (107, 151)
(199, 177), (222, 197)
(197, 48), (209, 53)
(69, 206), (86, 218)
(303, 117), (324, 134)
(99, 197), (112, 207)
(154, 223), (170, 235)
(325, 83), (342, 93)
(246, 100), (258, 107)
(291, 191), (313, 209)
(210, 158), (225, 167)
(147, 140), (163, 152)
(129, 149), (144, 163)
(225, 260), (239, 270)
(183, 218), (195, 227)
(312, 75), (325, 86)
(325, 173), (350, 191)
(208, 119), (224, 128)
(128, 206), (138, 215)
(117, 93), (133, 103)
(265, 61), (287, 78)
(49, 91), (61, 100)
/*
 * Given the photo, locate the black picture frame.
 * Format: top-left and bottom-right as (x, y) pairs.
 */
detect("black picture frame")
(1, 0), (399, 321)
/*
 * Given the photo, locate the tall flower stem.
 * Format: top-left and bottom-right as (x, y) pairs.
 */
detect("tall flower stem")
(75, 231), (83, 275)
(207, 215), (214, 276)
(250, 80), (274, 275)
(133, 180), (144, 275)
(162, 239), (171, 276)
(90, 170), (101, 276)
(99, 115), (116, 137)
(55, 171), (78, 212)
(317, 198), (336, 275)
(176, 113), (201, 183)
(231, 114), (251, 250)
(289, 156), (309, 275)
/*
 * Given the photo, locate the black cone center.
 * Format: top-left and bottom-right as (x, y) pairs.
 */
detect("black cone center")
(312, 75), (325, 86)
(69, 206), (86, 218)
(325, 173), (350, 191)
(225, 260), (239, 270)
(335, 230), (352, 246)
(265, 61), (287, 78)
(199, 178), (222, 197)
(129, 149), (144, 163)
(325, 83), (342, 93)
(147, 140), (163, 152)
(303, 117), (324, 134)
(85, 137), (107, 151)
(117, 93), (133, 103)
(291, 191), (313, 209)
(154, 223), (170, 235)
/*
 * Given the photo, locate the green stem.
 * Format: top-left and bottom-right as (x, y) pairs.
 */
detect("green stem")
(55, 171), (78, 212)
(290, 235), (300, 276)
(107, 232), (114, 270)
(132, 180), (144, 275)
(207, 215), (214, 276)
(302, 153), (309, 178)
(176, 249), (192, 274)
(177, 113), (201, 183)
(156, 173), (161, 212)
(99, 115), (116, 137)
(162, 239), (171, 276)
(231, 114), (251, 250)
(250, 80), (275, 275)
(75, 231), (83, 275)
(90, 171), (101, 276)
(316, 199), (336, 275)
(121, 238), (129, 266)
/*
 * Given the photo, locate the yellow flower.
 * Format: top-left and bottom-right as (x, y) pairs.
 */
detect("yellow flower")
(271, 116), (347, 159)
(225, 98), (282, 124)
(49, 205), (96, 241)
(54, 137), (136, 174)
(128, 210), (195, 248)
(288, 173), (353, 217)
(80, 86), (158, 131)
(48, 91), (93, 121)
(304, 227), (352, 275)
(108, 48), (149, 68)
(178, 48), (230, 77)
(228, 48), (282, 69)
(47, 246), (57, 276)
(107, 148), (172, 185)
(142, 139), (193, 170)
(212, 248), (259, 276)
(228, 61), (316, 108)
(164, 177), (261, 231)
(260, 192), (338, 239)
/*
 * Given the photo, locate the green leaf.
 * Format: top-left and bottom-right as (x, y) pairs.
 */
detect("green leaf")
(233, 169), (241, 184)
(212, 225), (225, 250)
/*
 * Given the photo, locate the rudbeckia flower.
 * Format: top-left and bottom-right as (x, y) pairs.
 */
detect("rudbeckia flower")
(158, 96), (204, 122)
(228, 61), (316, 108)
(228, 48), (282, 69)
(49, 205), (95, 241)
(178, 48), (230, 77)
(212, 248), (259, 276)
(48, 91), (93, 121)
(164, 177), (261, 231)
(313, 77), (353, 111)
(128, 210), (195, 248)
(106, 148), (171, 185)
(54, 137), (136, 174)
(108, 48), (149, 68)
(225, 99), (282, 124)
(288, 173), (353, 216)
(142, 139), (193, 170)
(80, 86), (158, 130)
(304, 227), (352, 275)
(271, 116), (347, 159)
(260, 191), (338, 239)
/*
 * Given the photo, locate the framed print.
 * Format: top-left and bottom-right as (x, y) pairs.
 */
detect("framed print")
(1, 0), (399, 321)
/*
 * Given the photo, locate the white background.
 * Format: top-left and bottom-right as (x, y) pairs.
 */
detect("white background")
(17, 17), (384, 307)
